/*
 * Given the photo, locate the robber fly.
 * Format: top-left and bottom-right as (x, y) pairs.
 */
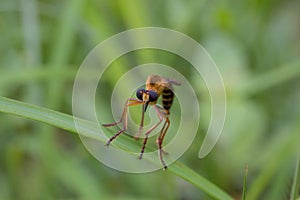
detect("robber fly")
(102, 75), (180, 169)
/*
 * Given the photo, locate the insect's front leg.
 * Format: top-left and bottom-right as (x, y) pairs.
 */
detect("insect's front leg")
(102, 98), (143, 146)
(134, 102), (146, 140)
(138, 105), (164, 159)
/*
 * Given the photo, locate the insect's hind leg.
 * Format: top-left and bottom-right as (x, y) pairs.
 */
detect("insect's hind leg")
(102, 98), (143, 146)
(156, 116), (170, 170)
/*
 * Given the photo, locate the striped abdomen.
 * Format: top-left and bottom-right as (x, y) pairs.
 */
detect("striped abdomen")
(162, 89), (174, 114)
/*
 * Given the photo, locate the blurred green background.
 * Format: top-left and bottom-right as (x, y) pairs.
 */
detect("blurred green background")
(1, 0), (300, 199)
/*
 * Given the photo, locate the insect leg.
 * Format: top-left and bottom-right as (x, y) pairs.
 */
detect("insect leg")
(156, 116), (170, 170)
(134, 103), (145, 140)
(103, 98), (143, 146)
(139, 105), (164, 159)
(102, 98), (141, 127)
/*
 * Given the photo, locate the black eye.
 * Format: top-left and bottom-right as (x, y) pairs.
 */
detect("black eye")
(148, 90), (158, 102)
(136, 88), (145, 100)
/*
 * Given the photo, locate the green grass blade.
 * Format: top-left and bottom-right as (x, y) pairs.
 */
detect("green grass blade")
(169, 162), (233, 200)
(0, 96), (100, 140)
(0, 96), (233, 200)
(290, 156), (300, 200)
(242, 165), (248, 200)
(47, 0), (85, 109)
(238, 61), (300, 96)
(248, 119), (300, 199)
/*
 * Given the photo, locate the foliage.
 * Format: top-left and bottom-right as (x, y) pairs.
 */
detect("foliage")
(1, 0), (300, 199)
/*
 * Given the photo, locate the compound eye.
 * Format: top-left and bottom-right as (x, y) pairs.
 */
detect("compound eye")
(136, 88), (145, 100)
(148, 90), (158, 102)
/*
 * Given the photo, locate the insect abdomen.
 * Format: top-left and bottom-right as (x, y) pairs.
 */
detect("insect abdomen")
(162, 89), (174, 113)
